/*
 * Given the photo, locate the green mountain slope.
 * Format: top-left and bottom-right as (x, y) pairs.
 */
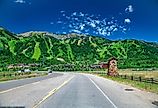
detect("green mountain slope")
(0, 27), (158, 69)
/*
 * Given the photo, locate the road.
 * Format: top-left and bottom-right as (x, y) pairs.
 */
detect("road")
(0, 72), (158, 108)
(0, 73), (63, 91)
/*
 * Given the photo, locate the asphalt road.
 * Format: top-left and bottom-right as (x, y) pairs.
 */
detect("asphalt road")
(0, 73), (158, 108)
(0, 72), (63, 91)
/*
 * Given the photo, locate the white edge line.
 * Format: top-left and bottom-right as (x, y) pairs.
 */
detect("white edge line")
(0, 81), (41, 94)
(88, 77), (118, 108)
(32, 81), (40, 85)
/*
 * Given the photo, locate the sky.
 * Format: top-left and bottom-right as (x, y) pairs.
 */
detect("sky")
(0, 0), (158, 42)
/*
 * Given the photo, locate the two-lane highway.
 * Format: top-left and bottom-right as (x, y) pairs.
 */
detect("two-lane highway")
(38, 74), (116, 108)
(0, 72), (158, 108)
(0, 72), (63, 91)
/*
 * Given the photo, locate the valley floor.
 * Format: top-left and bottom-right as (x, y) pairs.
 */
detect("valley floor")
(0, 72), (158, 108)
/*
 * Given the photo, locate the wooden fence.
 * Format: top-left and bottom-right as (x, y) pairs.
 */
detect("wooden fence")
(0, 72), (32, 77)
(93, 72), (158, 85)
(119, 75), (158, 85)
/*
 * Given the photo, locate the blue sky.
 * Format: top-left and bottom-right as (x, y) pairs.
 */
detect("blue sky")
(0, 0), (158, 42)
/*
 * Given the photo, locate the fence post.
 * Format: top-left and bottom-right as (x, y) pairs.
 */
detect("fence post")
(124, 75), (127, 79)
(139, 76), (142, 82)
(151, 78), (154, 84)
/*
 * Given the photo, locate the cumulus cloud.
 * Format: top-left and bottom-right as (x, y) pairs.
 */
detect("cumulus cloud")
(14, 0), (26, 3)
(62, 32), (67, 34)
(57, 21), (62, 24)
(62, 14), (66, 16)
(55, 10), (132, 36)
(66, 16), (70, 20)
(50, 22), (54, 25)
(72, 12), (77, 16)
(79, 12), (84, 17)
(90, 22), (96, 28)
(125, 5), (133, 13)
(95, 20), (100, 24)
(124, 18), (131, 23)
(71, 30), (81, 34)
(79, 24), (85, 30)
(113, 28), (118, 32)
(60, 11), (65, 13)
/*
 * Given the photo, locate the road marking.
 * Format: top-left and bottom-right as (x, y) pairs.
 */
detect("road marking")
(32, 76), (74, 108)
(0, 81), (41, 94)
(88, 77), (118, 108)
(32, 81), (40, 85)
(0, 89), (13, 94)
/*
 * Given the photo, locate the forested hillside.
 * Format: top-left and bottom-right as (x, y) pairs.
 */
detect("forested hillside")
(0, 27), (158, 70)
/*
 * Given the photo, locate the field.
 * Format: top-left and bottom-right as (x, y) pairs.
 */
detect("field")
(0, 71), (47, 82)
(95, 69), (158, 94)
(118, 69), (158, 78)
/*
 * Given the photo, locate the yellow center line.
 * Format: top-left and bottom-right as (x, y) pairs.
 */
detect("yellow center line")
(32, 76), (74, 108)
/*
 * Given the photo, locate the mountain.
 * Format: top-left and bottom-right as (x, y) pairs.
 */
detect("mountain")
(0, 27), (158, 70)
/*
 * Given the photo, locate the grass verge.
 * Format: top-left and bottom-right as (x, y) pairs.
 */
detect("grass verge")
(0, 72), (47, 82)
(96, 73), (158, 94)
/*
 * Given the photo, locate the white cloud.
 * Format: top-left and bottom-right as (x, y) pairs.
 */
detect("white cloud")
(101, 30), (107, 36)
(72, 12), (77, 16)
(90, 14), (94, 18)
(57, 10), (132, 36)
(107, 22), (111, 25)
(123, 28), (127, 31)
(66, 16), (70, 20)
(50, 22), (54, 25)
(91, 23), (96, 28)
(69, 24), (72, 28)
(62, 32), (67, 34)
(85, 29), (89, 32)
(107, 32), (111, 36)
(74, 18), (78, 21)
(125, 5), (133, 13)
(79, 24), (85, 30)
(85, 33), (89, 35)
(79, 12), (84, 17)
(71, 30), (81, 34)
(57, 21), (62, 24)
(62, 14), (66, 16)
(60, 11), (65, 13)
(124, 18), (131, 23)
(14, 0), (26, 3)
(95, 20), (100, 24)
(113, 28), (118, 32)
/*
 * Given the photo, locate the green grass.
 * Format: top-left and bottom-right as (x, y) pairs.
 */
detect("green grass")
(97, 73), (158, 94)
(0, 71), (47, 82)
(88, 69), (158, 94)
(8, 40), (17, 55)
(32, 42), (41, 61)
(119, 69), (158, 78)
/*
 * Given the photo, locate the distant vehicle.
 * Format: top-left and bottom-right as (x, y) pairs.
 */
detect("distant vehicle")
(24, 69), (31, 72)
(48, 69), (52, 73)
(18, 69), (31, 73)
(17, 70), (22, 73)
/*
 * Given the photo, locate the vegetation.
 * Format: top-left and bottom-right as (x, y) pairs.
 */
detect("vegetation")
(0, 27), (158, 71)
(0, 71), (47, 82)
(94, 69), (158, 94)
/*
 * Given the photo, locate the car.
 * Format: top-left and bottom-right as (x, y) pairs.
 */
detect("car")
(48, 70), (52, 73)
